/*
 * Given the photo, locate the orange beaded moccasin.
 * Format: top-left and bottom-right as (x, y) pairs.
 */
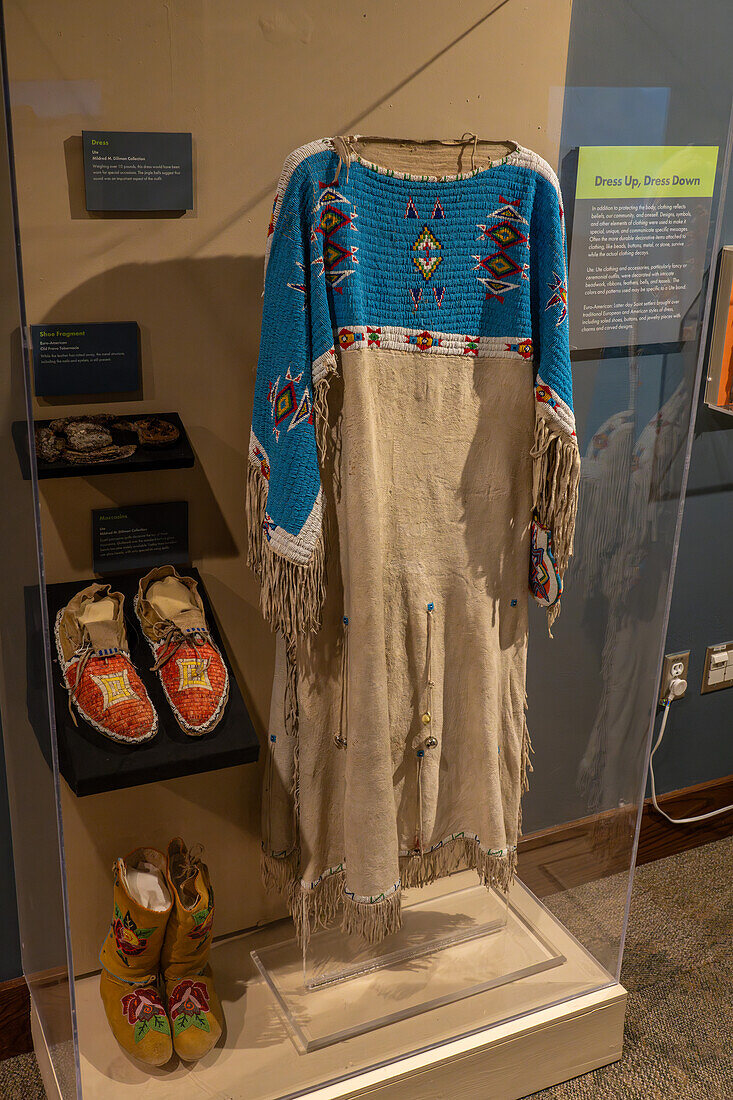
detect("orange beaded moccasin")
(135, 566), (229, 737)
(55, 583), (157, 745)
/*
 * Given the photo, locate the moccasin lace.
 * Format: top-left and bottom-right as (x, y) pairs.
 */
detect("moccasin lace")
(66, 628), (125, 725)
(152, 621), (210, 679)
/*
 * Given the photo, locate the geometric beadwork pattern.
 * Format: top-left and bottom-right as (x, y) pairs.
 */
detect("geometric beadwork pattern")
(530, 544), (551, 600)
(406, 329), (442, 351)
(177, 657), (213, 693)
(318, 206), (350, 236)
(545, 271), (568, 327)
(288, 388), (313, 431)
(314, 183), (358, 294)
(529, 516), (562, 606)
(268, 365), (305, 441)
(323, 238), (350, 270)
(472, 268), (519, 303)
(274, 381), (296, 424)
(412, 224), (443, 281)
(504, 338), (534, 360)
(477, 251), (521, 278)
(473, 193), (530, 303)
(91, 668), (139, 710)
(483, 221), (527, 249)
(479, 195), (529, 230)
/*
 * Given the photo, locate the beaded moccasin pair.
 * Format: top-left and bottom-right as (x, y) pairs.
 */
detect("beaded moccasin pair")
(99, 838), (223, 1066)
(55, 566), (229, 743)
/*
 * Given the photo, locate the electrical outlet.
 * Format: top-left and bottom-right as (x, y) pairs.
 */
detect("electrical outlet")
(659, 650), (690, 704)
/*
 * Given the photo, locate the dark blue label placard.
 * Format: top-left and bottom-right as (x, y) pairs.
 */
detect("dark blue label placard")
(82, 130), (193, 211)
(92, 502), (189, 575)
(31, 321), (139, 396)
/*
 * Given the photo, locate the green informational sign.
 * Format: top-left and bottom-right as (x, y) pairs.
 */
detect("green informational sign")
(576, 146), (718, 200)
(569, 145), (719, 349)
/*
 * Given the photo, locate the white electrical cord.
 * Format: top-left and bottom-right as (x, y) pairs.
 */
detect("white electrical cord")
(650, 678), (733, 824)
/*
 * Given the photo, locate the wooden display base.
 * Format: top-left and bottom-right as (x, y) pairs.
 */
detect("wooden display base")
(31, 876), (626, 1100)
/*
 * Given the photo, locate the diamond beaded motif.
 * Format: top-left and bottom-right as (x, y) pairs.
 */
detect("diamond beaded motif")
(412, 225), (443, 281)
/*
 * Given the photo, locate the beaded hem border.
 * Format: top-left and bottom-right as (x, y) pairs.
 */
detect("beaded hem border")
(261, 693), (534, 947)
(263, 837), (522, 948)
(297, 835), (518, 897)
(335, 325), (534, 360)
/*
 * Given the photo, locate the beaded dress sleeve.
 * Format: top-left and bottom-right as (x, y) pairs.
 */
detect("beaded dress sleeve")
(528, 171), (579, 629)
(246, 156), (337, 651)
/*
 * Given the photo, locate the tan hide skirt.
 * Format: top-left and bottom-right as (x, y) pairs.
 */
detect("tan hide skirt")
(262, 350), (535, 945)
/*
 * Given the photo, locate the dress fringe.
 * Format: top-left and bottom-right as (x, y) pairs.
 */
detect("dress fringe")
(401, 837), (518, 893)
(260, 846), (300, 898)
(341, 889), (403, 946)
(292, 872), (346, 950)
(261, 714), (533, 946)
(270, 831), (523, 948)
(531, 411), (581, 632)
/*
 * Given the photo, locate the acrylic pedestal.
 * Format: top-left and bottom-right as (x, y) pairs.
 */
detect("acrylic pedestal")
(34, 872), (626, 1100)
(295, 875), (510, 992)
(251, 878), (565, 1050)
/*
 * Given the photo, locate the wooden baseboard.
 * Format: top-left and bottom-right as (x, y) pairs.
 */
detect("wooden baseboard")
(519, 774), (733, 897)
(637, 773), (733, 863)
(0, 975), (32, 1061)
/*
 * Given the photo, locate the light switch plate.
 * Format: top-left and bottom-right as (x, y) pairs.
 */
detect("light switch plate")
(701, 641), (733, 694)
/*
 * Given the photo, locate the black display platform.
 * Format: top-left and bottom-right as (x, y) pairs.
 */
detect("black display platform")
(13, 412), (195, 480)
(27, 567), (259, 796)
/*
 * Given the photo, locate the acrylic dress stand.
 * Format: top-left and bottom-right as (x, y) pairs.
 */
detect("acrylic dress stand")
(252, 871), (566, 1052)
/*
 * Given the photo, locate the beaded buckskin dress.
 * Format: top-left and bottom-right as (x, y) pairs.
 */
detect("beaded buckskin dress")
(247, 136), (580, 945)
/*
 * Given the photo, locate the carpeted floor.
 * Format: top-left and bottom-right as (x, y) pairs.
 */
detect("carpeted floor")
(0, 1050), (46, 1100)
(1, 838), (730, 1099)
(532, 837), (732, 1099)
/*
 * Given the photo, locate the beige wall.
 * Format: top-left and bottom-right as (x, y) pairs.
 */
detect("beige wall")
(4, 0), (572, 974)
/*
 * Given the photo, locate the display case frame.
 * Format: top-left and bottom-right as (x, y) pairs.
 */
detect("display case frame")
(0, 2), (731, 1098)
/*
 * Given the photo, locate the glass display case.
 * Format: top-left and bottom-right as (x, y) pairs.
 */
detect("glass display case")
(0, 2), (730, 1098)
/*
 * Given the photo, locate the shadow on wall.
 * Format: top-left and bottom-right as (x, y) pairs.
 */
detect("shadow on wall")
(35, 254), (275, 735)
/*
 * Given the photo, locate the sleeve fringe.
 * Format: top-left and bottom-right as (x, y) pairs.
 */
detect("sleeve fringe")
(531, 412), (581, 631)
(246, 462), (328, 644)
